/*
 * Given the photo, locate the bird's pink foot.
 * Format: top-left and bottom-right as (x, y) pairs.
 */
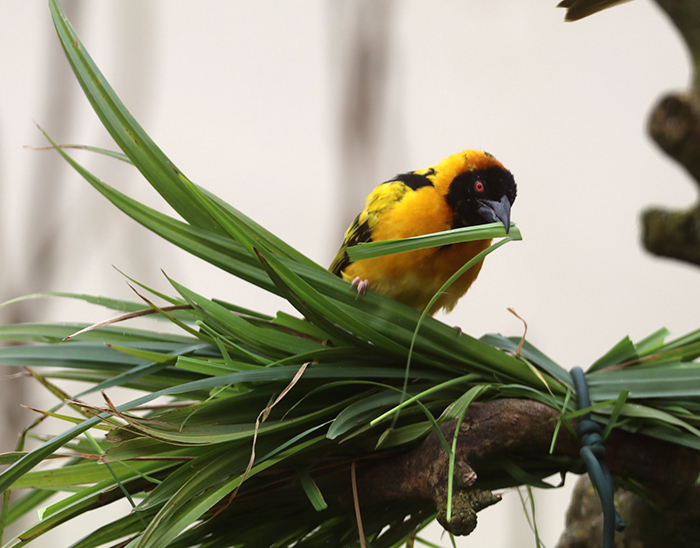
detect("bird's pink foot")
(452, 325), (463, 335)
(350, 276), (369, 299)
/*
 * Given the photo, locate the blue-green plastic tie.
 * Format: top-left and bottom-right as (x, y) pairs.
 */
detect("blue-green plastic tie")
(571, 366), (626, 548)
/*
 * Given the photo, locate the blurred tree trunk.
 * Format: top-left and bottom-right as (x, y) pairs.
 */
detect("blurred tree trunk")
(328, 0), (396, 229)
(557, 476), (700, 548)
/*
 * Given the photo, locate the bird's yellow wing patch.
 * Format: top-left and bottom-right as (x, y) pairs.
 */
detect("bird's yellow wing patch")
(329, 174), (432, 276)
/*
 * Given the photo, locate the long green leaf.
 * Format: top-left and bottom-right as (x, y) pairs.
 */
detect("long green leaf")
(346, 223), (520, 261)
(50, 0), (321, 272)
(49, 0), (221, 233)
(298, 471), (328, 511)
(587, 364), (700, 399)
(588, 335), (637, 372)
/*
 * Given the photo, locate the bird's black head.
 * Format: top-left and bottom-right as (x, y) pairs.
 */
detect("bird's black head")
(445, 165), (517, 233)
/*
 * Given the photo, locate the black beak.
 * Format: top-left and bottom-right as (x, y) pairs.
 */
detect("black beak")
(476, 195), (512, 234)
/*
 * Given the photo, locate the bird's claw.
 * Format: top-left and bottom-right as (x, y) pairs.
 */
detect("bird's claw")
(351, 277), (369, 299)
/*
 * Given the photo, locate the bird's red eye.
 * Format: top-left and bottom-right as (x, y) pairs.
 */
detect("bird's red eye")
(475, 181), (485, 192)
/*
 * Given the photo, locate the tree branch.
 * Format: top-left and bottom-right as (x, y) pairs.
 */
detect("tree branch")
(643, 0), (700, 266)
(354, 399), (700, 542)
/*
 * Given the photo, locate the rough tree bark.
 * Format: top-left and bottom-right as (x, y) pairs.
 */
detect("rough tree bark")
(354, 399), (700, 546)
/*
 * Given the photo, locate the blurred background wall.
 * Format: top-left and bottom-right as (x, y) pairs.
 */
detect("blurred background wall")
(1, 0), (697, 546)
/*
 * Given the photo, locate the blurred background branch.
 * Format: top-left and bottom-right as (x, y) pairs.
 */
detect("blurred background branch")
(328, 0), (396, 225)
(643, 0), (700, 265)
(560, 0), (700, 267)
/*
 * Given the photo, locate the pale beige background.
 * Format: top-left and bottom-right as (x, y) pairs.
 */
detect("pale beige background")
(1, 1), (698, 546)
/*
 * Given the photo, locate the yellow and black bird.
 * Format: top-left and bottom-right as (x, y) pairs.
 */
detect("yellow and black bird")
(330, 149), (516, 315)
